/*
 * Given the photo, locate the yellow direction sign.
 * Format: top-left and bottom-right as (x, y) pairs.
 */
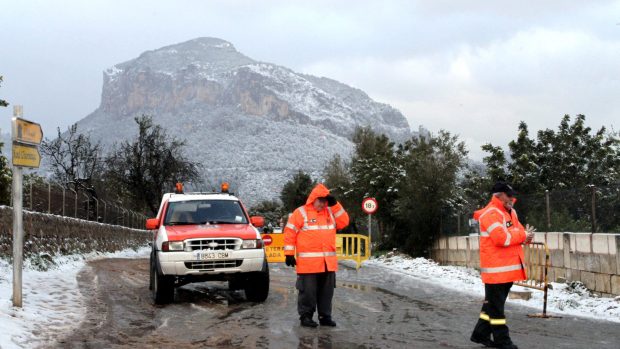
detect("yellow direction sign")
(12, 143), (41, 168)
(12, 117), (43, 145)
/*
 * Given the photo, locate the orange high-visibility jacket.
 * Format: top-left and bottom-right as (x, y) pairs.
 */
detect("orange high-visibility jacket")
(283, 184), (349, 274)
(473, 195), (527, 284)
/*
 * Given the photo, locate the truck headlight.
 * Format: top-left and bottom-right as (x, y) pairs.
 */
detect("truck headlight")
(162, 241), (184, 251)
(242, 239), (263, 249)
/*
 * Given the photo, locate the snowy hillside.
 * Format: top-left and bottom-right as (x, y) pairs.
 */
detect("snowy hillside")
(74, 37), (412, 204)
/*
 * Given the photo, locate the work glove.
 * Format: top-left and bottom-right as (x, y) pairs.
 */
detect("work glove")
(285, 255), (296, 267)
(525, 224), (536, 244)
(325, 194), (337, 207)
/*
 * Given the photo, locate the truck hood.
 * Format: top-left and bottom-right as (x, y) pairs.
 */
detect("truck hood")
(165, 224), (258, 241)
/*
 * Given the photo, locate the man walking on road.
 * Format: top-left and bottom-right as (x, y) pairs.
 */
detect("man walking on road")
(470, 182), (536, 349)
(283, 183), (349, 328)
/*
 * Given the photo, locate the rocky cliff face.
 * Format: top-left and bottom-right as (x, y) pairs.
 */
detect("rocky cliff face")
(75, 37), (412, 204)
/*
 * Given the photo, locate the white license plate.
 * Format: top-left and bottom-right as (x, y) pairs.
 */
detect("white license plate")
(195, 251), (231, 260)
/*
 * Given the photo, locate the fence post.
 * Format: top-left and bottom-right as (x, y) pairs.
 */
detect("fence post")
(62, 187), (66, 216)
(457, 214), (461, 235)
(102, 200), (107, 223)
(47, 181), (51, 214)
(93, 197), (99, 222)
(545, 190), (551, 230)
(29, 181), (33, 211)
(591, 185), (597, 234)
(69, 188), (77, 218)
(83, 193), (90, 220)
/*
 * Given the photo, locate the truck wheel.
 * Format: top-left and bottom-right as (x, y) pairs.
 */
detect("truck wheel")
(244, 261), (270, 302)
(151, 261), (174, 304)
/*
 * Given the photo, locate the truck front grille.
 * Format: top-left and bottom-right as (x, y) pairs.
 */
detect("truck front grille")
(184, 260), (243, 270)
(186, 238), (242, 251)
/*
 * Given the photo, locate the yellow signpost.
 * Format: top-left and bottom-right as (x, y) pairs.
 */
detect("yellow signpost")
(12, 143), (41, 168)
(12, 117), (43, 145)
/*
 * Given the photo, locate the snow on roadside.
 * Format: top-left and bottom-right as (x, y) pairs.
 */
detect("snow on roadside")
(0, 246), (150, 349)
(365, 254), (620, 323)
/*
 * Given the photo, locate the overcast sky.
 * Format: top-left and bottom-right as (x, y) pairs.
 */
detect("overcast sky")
(1, 0), (619, 159)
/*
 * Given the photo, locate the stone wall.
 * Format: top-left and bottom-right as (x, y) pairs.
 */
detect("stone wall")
(0, 206), (150, 261)
(431, 232), (620, 297)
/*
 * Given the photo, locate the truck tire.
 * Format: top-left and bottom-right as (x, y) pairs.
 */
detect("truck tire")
(244, 260), (270, 302)
(150, 260), (174, 304)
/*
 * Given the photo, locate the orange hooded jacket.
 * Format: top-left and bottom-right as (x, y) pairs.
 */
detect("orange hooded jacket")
(283, 184), (350, 274)
(473, 195), (527, 284)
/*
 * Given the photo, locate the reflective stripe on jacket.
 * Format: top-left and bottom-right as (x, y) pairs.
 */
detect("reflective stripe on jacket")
(473, 196), (527, 284)
(283, 184), (350, 274)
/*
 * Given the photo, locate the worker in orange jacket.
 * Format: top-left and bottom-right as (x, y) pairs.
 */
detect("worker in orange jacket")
(283, 183), (349, 328)
(470, 182), (535, 349)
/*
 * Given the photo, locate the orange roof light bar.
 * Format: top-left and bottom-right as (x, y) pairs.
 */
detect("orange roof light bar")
(175, 182), (184, 194)
(221, 182), (230, 193)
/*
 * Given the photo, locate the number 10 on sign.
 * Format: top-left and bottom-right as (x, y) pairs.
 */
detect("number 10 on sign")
(362, 198), (378, 257)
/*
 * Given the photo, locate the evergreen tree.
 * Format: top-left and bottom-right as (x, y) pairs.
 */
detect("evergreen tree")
(508, 121), (540, 193)
(280, 170), (315, 213)
(349, 127), (401, 244)
(249, 200), (284, 228)
(480, 143), (507, 182)
(395, 131), (468, 255)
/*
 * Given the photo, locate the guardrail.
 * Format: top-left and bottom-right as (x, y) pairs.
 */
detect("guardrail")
(515, 241), (556, 318)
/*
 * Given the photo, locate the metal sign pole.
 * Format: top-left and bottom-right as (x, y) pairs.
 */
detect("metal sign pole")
(368, 214), (372, 257)
(11, 166), (23, 307)
(11, 107), (24, 308)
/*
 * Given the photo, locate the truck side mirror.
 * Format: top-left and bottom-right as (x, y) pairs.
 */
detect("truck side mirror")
(250, 216), (265, 228)
(146, 218), (160, 230)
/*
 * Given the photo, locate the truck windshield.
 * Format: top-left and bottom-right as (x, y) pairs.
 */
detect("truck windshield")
(164, 200), (248, 225)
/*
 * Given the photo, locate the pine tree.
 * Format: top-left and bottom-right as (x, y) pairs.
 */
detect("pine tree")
(508, 121), (540, 193)
(349, 127), (401, 245)
(480, 143), (508, 182)
(395, 131), (468, 255)
(280, 170), (315, 213)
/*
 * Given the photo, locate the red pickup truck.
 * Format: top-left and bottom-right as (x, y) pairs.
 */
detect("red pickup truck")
(146, 186), (269, 304)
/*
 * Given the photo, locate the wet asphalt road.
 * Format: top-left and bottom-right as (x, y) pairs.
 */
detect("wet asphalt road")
(54, 259), (620, 349)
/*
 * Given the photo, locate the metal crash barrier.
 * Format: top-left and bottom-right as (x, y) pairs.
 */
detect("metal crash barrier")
(261, 232), (370, 269)
(515, 242), (557, 318)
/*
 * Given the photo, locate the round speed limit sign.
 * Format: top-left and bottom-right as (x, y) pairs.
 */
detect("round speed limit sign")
(362, 197), (378, 215)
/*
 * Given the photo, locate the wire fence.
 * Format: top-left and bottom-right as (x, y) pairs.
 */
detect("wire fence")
(442, 182), (620, 236)
(3, 180), (148, 229)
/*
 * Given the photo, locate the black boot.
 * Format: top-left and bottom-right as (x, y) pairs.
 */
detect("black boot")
(300, 315), (318, 328)
(496, 343), (518, 349)
(319, 316), (337, 327)
(470, 334), (495, 347)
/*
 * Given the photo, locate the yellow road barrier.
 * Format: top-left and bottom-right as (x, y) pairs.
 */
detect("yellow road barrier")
(515, 241), (558, 318)
(336, 234), (370, 269)
(262, 232), (370, 269)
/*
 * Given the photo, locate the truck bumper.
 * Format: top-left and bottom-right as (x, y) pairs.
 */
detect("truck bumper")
(157, 249), (265, 275)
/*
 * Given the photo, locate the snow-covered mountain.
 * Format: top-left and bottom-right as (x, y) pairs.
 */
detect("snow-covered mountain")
(75, 37), (412, 204)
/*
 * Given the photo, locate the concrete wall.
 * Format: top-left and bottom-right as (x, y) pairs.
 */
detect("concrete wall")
(431, 232), (620, 297)
(0, 206), (149, 262)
